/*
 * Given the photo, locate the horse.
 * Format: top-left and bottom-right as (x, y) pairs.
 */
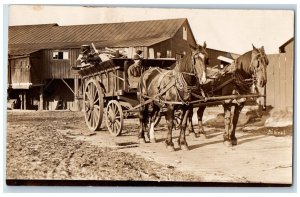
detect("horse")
(138, 42), (209, 151)
(187, 44), (269, 146)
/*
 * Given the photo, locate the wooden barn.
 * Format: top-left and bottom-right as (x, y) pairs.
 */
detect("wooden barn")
(206, 48), (240, 68)
(266, 38), (294, 111)
(7, 18), (197, 110)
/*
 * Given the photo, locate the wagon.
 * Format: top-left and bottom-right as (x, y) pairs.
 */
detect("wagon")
(77, 58), (177, 136)
(78, 57), (265, 136)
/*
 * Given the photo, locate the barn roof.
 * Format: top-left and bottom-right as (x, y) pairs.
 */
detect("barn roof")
(9, 18), (189, 55)
(279, 37), (294, 53)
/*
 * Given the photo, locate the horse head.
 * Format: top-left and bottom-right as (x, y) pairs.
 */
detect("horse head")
(192, 41), (209, 84)
(251, 44), (269, 87)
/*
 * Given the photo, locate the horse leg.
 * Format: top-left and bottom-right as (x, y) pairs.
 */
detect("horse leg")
(149, 104), (160, 143)
(229, 103), (244, 146)
(186, 109), (194, 136)
(165, 104), (175, 151)
(138, 103), (149, 143)
(223, 103), (232, 144)
(197, 105), (207, 138)
(178, 105), (191, 150)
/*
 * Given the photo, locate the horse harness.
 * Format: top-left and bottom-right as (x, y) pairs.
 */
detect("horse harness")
(142, 67), (203, 105)
(204, 50), (265, 98)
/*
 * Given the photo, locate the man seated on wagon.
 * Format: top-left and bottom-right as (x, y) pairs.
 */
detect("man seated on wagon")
(77, 44), (102, 68)
(128, 50), (143, 88)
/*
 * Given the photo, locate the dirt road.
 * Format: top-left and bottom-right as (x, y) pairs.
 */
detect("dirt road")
(6, 108), (293, 184)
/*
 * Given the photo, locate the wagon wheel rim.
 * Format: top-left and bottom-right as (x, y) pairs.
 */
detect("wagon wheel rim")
(174, 110), (182, 129)
(105, 100), (123, 136)
(84, 79), (103, 131)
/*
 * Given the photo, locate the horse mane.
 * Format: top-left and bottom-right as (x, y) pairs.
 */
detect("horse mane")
(235, 50), (252, 73)
(174, 54), (193, 73)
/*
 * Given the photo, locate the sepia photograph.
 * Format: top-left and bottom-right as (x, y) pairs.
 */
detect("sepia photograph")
(5, 5), (294, 186)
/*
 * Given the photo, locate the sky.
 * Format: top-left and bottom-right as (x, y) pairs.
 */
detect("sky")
(8, 5), (294, 54)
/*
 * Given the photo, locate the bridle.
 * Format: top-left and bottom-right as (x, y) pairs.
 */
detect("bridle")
(234, 48), (268, 92)
(250, 49), (268, 75)
(172, 51), (206, 103)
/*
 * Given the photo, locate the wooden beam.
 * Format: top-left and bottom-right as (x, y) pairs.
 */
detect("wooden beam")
(73, 76), (79, 111)
(24, 90), (27, 110)
(39, 86), (43, 111)
(20, 93), (23, 110)
(61, 78), (75, 94)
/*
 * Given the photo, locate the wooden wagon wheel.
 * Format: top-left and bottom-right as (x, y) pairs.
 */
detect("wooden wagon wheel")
(84, 79), (104, 131)
(173, 110), (183, 129)
(106, 100), (124, 136)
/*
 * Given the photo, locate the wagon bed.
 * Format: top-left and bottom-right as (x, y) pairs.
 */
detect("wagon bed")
(78, 58), (176, 135)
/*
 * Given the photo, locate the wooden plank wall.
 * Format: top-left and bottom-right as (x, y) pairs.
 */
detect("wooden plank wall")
(42, 49), (80, 79)
(10, 57), (31, 84)
(266, 53), (294, 110)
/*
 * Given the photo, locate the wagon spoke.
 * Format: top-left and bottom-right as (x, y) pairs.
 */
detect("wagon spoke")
(94, 105), (100, 109)
(112, 123), (115, 133)
(94, 109), (99, 121)
(86, 92), (93, 103)
(115, 120), (121, 128)
(90, 84), (94, 102)
(87, 83), (91, 96)
(114, 123), (119, 132)
(87, 110), (92, 121)
(94, 109), (100, 119)
(90, 111), (94, 127)
(93, 110), (98, 126)
(93, 110), (97, 127)
(111, 104), (116, 114)
(114, 106), (119, 115)
(94, 97), (99, 104)
(93, 86), (97, 101)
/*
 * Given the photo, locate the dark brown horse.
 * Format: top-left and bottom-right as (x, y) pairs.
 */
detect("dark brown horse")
(138, 43), (209, 151)
(188, 45), (269, 146)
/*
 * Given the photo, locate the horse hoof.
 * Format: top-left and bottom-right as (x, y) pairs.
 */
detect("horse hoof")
(180, 145), (189, 151)
(231, 139), (238, 146)
(194, 133), (200, 138)
(139, 138), (146, 144)
(167, 146), (175, 152)
(150, 138), (157, 143)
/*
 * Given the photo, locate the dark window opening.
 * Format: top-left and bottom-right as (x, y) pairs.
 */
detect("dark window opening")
(53, 51), (69, 60)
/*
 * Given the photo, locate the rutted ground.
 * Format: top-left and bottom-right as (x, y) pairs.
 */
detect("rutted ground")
(6, 108), (293, 184)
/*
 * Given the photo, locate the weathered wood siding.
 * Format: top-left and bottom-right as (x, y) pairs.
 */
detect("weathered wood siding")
(170, 20), (197, 57)
(29, 51), (44, 85)
(9, 57), (31, 85)
(266, 51), (294, 110)
(149, 21), (197, 59)
(41, 48), (80, 79)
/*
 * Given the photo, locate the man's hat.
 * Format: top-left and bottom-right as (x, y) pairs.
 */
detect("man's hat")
(81, 45), (90, 52)
(136, 49), (143, 54)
